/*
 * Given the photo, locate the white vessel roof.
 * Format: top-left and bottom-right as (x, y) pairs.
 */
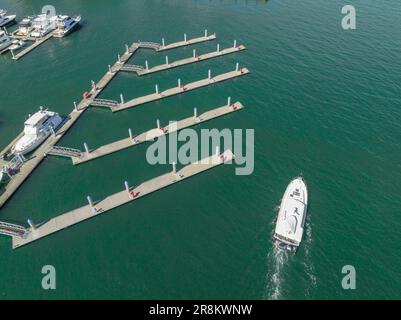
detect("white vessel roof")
(274, 177), (308, 245)
(24, 110), (54, 126)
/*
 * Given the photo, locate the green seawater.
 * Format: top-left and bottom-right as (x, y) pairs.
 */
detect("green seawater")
(0, 0), (400, 299)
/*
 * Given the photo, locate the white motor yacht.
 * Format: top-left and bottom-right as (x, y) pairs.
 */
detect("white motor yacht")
(0, 9), (16, 27)
(12, 108), (63, 155)
(8, 39), (25, 51)
(15, 17), (34, 36)
(0, 30), (12, 51)
(30, 14), (56, 38)
(53, 15), (81, 37)
(273, 177), (308, 252)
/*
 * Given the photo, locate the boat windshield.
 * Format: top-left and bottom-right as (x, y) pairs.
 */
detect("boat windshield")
(24, 125), (38, 135)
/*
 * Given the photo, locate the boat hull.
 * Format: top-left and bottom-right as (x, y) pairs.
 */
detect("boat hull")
(0, 14), (16, 27)
(12, 111), (63, 155)
(273, 177), (308, 252)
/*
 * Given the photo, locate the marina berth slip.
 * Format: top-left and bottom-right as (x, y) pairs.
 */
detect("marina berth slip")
(4, 10), (82, 60)
(8, 39), (25, 51)
(0, 30), (248, 210)
(14, 17), (34, 36)
(0, 30), (12, 52)
(11, 108), (63, 155)
(0, 9), (16, 27)
(29, 14), (56, 38)
(52, 15), (81, 37)
(273, 177), (308, 252)
(10, 150), (236, 249)
(47, 101), (245, 165)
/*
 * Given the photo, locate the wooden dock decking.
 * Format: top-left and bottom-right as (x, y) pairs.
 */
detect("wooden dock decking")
(12, 150), (235, 249)
(108, 68), (250, 112)
(68, 101), (244, 165)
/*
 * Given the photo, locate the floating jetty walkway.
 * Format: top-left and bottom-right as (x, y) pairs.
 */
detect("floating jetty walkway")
(0, 30), (248, 210)
(104, 66), (249, 112)
(12, 150), (235, 249)
(49, 101), (244, 165)
(11, 30), (56, 60)
(122, 44), (246, 76)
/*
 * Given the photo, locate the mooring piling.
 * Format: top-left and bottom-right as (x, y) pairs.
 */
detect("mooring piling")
(84, 142), (90, 154)
(172, 162), (177, 173)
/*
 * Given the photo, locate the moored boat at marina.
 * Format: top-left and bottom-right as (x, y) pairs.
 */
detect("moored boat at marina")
(15, 17), (34, 36)
(0, 30), (12, 51)
(8, 39), (26, 51)
(29, 14), (56, 38)
(273, 176), (308, 252)
(0, 9), (16, 27)
(53, 15), (81, 37)
(12, 108), (63, 155)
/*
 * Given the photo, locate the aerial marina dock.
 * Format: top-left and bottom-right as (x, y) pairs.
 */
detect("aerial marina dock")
(11, 150), (235, 249)
(95, 66), (250, 112)
(0, 30), (248, 212)
(10, 30), (56, 60)
(123, 44), (246, 76)
(48, 101), (244, 165)
(3, 13), (83, 60)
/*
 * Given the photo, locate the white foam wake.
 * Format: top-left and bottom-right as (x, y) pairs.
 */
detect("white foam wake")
(264, 205), (288, 300)
(265, 246), (288, 300)
(302, 216), (317, 298)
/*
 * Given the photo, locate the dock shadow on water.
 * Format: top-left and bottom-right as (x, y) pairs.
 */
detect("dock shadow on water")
(264, 207), (317, 299)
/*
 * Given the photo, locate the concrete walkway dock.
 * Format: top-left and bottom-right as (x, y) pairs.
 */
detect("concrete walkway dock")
(0, 31), (226, 208)
(124, 44), (246, 76)
(106, 67), (250, 112)
(11, 31), (56, 60)
(59, 101), (243, 165)
(12, 150), (235, 249)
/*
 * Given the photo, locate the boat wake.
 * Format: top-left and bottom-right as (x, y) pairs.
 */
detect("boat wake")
(264, 205), (288, 300)
(302, 216), (317, 298)
(264, 206), (317, 299)
(265, 245), (288, 300)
